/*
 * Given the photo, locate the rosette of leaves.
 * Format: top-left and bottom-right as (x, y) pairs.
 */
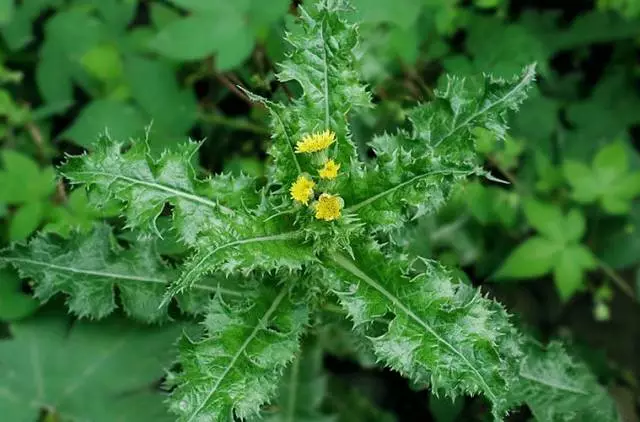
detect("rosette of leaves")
(0, 1), (621, 421)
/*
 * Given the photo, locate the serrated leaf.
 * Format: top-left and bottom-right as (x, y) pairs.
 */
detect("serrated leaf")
(324, 243), (523, 419)
(170, 286), (308, 421)
(0, 224), (243, 322)
(61, 137), (317, 301)
(341, 65), (536, 232)
(0, 312), (180, 421)
(254, 0), (372, 187)
(61, 137), (245, 241)
(514, 341), (620, 422)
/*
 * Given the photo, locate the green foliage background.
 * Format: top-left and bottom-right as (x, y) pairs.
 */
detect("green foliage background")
(0, 0), (639, 421)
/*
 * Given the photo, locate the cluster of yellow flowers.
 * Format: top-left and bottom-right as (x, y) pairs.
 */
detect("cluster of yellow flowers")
(289, 130), (343, 221)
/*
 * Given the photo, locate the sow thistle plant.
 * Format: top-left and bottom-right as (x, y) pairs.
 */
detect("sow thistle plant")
(0, 1), (621, 421)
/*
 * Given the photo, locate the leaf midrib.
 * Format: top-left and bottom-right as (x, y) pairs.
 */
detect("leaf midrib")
(345, 168), (474, 213)
(65, 170), (229, 211)
(0, 257), (242, 297)
(434, 64), (535, 148)
(173, 231), (303, 294)
(329, 252), (498, 403)
(185, 288), (288, 421)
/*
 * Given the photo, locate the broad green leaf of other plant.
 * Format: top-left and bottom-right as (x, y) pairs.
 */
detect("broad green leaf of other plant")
(495, 198), (597, 300)
(0, 149), (57, 241)
(0, 224), (249, 322)
(0, 313), (180, 421)
(563, 141), (640, 215)
(0, 267), (38, 321)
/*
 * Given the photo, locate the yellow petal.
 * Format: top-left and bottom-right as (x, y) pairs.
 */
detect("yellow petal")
(315, 193), (343, 221)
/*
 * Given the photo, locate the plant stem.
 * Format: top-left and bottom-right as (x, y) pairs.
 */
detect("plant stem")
(198, 112), (269, 135)
(215, 72), (255, 107)
(596, 257), (636, 302)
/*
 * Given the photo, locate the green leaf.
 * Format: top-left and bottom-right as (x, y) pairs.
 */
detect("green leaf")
(255, 0), (372, 187)
(342, 65), (535, 232)
(36, 9), (106, 105)
(466, 16), (547, 78)
(494, 236), (558, 279)
(553, 245), (596, 301)
(596, 203), (640, 269)
(0, 150), (57, 204)
(0, 268), (38, 321)
(522, 198), (565, 241)
(325, 244), (522, 419)
(61, 137), (242, 240)
(43, 189), (102, 237)
(0, 224), (243, 322)
(1, 0), (63, 51)
(0, 0), (14, 27)
(60, 137), (316, 302)
(170, 286), (308, 421)
(170, 230), (315, 301)
(150, 12), (254, 69)
(564, 141), (640, 215)
(9, 200), (44, 241)
(515, 341), (620, 422)
(80, 43), (124, 82)
(0, 312), (180, 421)
(124, 55), (198, 142)
(62, 100), (147, 148)
(351, 0), (422, 29)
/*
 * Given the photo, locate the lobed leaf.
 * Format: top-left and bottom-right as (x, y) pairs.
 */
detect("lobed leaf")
(323, 242), (522, 419)
(170, 285), (309, 421)
(513, 341), (620, 422)
(0, 224), (244, 322)
(254, 0), (372, 188)
(60, 135), (257, 245)
(341, 65), (536, 232)
(322, 240), (619, 420)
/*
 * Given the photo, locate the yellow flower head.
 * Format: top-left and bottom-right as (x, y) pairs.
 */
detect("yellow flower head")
(290, 175), (315, 205)
(319, 159), (340, 180)
(315, 193), (343, 221)
(295, 130), (336, 154)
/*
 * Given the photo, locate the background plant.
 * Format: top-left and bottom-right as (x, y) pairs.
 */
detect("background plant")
(0, 0), (639, 421)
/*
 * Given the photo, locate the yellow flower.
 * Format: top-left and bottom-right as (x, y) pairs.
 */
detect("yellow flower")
(315, 193), (343, 221)
(319, 159), (340, 180)
(290, 175), (315, 205)
(295, 130), (336, 153)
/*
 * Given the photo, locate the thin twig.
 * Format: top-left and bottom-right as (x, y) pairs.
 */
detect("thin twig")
(215, 73), (254, 107)
(403, 65), (435, 100)
(198, 111), (269, 135)
(596, 257), (636, 302)
(25, 121), (46, 162)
